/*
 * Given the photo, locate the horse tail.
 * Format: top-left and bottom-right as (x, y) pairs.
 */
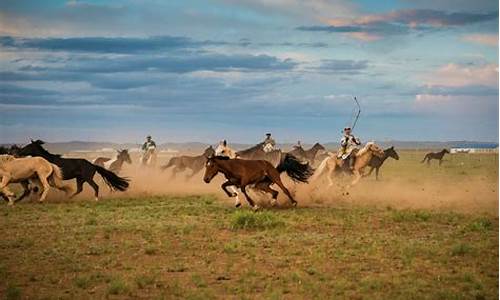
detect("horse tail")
(421, 154), (429, 163)
(276, 153), (314, 183)
(49, 163), (73, 194)
(94, 165), (129, 191)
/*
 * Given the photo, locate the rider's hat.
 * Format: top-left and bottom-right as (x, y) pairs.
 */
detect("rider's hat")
(146, 135), (152, 139)
(343, 127), (351, 131)
(266, 133), (272, 136)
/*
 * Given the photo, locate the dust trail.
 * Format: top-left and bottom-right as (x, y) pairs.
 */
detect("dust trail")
(31, 152), (499, 215)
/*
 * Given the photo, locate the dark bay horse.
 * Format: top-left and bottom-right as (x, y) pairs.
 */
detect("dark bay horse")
(203, 154), (313, 210)
(161, 146), (215, 179)
(288, 143), (326, 165)
(236, 143), (283, 167)
(421, 149), (449, 166)
(18, 140), (129, 200)
(93, 149), (132, 174)
(365, 146), (399, 180)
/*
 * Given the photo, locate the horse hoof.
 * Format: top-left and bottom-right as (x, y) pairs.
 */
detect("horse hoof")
(292, 201), (298, 207)
(270, 199), (278, 207)
(94, 197), (99, 202)
(235, 203), (241, 208)
(252, 205), (261, 212)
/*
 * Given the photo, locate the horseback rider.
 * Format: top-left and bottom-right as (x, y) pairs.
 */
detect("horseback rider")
(337, 127), (361, 170)
(262, 133), (276, 153)
(142, 135), (157, 153)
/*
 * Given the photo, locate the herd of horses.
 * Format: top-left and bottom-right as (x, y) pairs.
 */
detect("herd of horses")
(0, 139), (450, 209)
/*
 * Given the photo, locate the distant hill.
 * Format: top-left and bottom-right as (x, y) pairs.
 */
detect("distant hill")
(2, 140), (497, 154)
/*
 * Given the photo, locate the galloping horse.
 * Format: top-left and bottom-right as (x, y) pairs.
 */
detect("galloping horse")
(93, 149), (132, 174)
(18, 140), (129, 201)
(312, 142), (385, 187)
(421, 149), (449, 166)
(288, 143), (326, 165)
(365, 146), (399, 180)
(203, 154), (313, 210)
(236, 143), (283, 166)
(141, 145), (158, 167)
(161, 146), (215, 179)
(0, 155), (72, 205)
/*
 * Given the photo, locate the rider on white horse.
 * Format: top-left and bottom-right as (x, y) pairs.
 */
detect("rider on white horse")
(262, 133), (276, 153)
(142, 135), (156, 152)
(141, 135), (157, 166)
(337, 127), (361, 170)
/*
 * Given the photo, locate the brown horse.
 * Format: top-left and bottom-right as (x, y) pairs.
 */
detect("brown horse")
(161, 146), (215, 179)
(421, 149), (449, 166)
(312, 142), (385, 187)
(365, 146), (399, 180)
(288, 143), (326, 165)
(93, 149), (132, 174)
(203, 154), (313, 210)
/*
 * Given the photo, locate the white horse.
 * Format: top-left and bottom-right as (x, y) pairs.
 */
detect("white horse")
(0, 155), (72, 205)
(141, 145), (158, 167)
(214, 140), (242, 207)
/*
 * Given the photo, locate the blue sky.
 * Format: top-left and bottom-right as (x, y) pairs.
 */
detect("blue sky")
(0, 0), (498, 143)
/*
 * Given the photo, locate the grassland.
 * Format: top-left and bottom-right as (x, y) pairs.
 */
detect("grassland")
(0, 151), (498, 299)
(0, 195), (497, 299)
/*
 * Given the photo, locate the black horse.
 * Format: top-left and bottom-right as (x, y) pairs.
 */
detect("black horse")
(421, 149), (450, 166)
(365, 146), (399, 180)
(18, 140), (129, 200)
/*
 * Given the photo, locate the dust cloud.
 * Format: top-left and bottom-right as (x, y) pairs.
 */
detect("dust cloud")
(28, 152), (499, 215)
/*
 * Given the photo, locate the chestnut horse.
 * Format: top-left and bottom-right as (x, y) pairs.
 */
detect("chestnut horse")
(203, 154), (313, 210)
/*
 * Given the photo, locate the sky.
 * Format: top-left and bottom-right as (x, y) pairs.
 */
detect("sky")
(0, 0), (498, 144)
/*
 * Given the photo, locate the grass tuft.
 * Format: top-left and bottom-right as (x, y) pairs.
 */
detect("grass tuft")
(229, 210), (285, 230)
(5, 285), (21, 300)
(107, 278), (130, 295)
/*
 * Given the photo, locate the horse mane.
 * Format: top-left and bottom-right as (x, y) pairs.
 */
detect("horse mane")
(214, 156), (230, 160)
(356, 142), (375, 157)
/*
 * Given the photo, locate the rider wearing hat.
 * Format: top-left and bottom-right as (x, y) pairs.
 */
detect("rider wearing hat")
(142, 135), (157, 152)
(337, 127), (361, 170)
(262, 133), (276, 152)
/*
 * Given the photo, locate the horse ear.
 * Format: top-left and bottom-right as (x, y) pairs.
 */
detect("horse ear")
(223, 140), (227, 146)
(390, 146), (394, 149)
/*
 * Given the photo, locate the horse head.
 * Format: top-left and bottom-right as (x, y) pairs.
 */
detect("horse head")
(387, 146), (399, 160)
(118, 149), (132, 164)
(203, 155), (219, 183)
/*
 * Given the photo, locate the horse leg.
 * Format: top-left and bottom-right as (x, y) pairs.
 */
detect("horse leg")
(268, 172), (297, 207)
(70, 177), (85, 199)
(87, 178), (100, 201)
(240, 186), (258, 211)
(375, 167), (380, 181)
(36, 173), (51, 203)
(0, 176), (15, 205)
(255, 181), (279, 207)
(14, 181), (32, 203)
(350, 169), (362, 186)
(439, 159), (443, 166)
(365, 167), (374, 178)
(221, 181), (240, 207)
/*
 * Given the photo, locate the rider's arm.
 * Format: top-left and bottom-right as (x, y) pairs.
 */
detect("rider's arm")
(353, 136), (361, 145)
(142, 143), (147, 150)
(340, 137), (348, 147)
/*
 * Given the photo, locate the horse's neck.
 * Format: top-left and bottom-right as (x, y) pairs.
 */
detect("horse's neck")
(216, 160), (240, 179)
(381, 151), (390, 162)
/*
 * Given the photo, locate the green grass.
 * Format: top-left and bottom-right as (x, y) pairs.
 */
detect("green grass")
(230, 210), (285, 230)
(0, 194), (497, 299)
